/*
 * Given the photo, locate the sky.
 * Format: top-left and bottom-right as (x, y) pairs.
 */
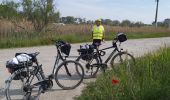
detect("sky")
(0, 0), (170, 24)
(56, 0), (170, 24)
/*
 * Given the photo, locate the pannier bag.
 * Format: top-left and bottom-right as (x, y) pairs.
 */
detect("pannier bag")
(56, 41), (71, 56)
(6, 53), (33, 74)
(61, 43), (71, 56)
(117, 33), (127, 42)
(78, 44), (94, 60)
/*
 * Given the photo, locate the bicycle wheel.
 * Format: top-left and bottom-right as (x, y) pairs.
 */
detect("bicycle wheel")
(110, 52), (135, 71)
(55, 60), (84, 90)
(76, 54), (99, 78)
(5, 68), (42, 100)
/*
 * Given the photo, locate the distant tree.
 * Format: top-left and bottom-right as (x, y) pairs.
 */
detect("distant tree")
(157, 22), (164, 27)
(60, 16), (87, 24)
(163, 18), (170, 28)
(86, 20), (93, 24)
(65, 16), (75, 24)
(103, 19), (113, 25)
(134, 21), (144, 27)
(121, 20), (131, 27)
(112, 20), (120, 26)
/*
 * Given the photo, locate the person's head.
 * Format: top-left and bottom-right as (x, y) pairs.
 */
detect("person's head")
(95, 19), (101, 26)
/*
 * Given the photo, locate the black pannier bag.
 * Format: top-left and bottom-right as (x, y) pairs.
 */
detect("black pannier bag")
(56, 41), (71, 56)
(6, 61), (28, 80)
(60, 43), (71, 56)
(6, 54), (33, 80)
(117, 33), (127, 42)
(78, 44), (94, 60)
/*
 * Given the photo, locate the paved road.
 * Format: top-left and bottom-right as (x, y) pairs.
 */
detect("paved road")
(0, 37), (170, 100)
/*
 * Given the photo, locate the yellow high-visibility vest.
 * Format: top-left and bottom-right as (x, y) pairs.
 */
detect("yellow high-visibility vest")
(93, 25), (103, 39)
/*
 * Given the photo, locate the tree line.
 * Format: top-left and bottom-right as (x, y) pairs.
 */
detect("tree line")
(0, 0), (170, 33)
(60, 16), (170, 28)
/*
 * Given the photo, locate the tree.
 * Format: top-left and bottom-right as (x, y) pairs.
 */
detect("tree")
(0, 1), (20, 19)
(163, 19), (170, 28)
(112, 20), (120, 26)
(121, 20), (131, 27)
(21, 0), (60, 32)
(134, 21), (144, 27)
(103, 19), (113, 25)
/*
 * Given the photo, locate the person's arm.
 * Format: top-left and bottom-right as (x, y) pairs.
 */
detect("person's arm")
(91, 26), (94, 39)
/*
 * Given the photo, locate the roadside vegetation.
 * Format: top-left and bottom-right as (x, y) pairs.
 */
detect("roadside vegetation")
(75, 47), (170, 100)
(1, 22), (170, 48)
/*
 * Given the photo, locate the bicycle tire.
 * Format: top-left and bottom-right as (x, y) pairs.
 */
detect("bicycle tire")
(76, 54), (99, 78)
(110, 52), (135, 71)
(55, 60), (84, 90)
(5, 68), (42, 100)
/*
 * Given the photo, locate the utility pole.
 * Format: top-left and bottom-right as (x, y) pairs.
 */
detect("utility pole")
(155, 0), (159, 27)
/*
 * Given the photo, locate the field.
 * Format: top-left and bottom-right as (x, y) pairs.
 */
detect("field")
(0, 19), (170, 48)
(75, 47), (170, 100)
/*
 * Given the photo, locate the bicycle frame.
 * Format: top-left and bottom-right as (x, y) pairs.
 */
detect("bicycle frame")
(95, 41), (122, 65)
(51, 45), (70, 77)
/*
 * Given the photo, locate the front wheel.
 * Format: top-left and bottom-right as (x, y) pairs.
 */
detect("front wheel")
(110, 52), (135, 71)
(55, 60), (84, 90)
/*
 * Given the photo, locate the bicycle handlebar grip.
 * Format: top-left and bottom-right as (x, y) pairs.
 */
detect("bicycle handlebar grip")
(35, 52), (40, 55)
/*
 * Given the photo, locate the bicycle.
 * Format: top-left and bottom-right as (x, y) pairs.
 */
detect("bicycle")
(76, 33), (135, 78)
(5, 40), (84, 100)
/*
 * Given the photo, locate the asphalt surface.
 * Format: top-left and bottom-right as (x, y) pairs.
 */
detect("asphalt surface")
(0, 37), (170, 100)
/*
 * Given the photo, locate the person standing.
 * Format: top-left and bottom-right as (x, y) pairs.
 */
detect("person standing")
(92, 19), (105, 47)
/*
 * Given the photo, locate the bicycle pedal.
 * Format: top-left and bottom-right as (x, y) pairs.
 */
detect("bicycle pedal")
(86, 63), (90, 70)
(86, 70), (89, 73)
(48, 74), (54, 79)
(100, 64), (107, 70)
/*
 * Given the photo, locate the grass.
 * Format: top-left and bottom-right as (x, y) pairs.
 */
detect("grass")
(75, 47), (170, 100)
(0, 19), (170, 48)
(1, 31), (170, 49)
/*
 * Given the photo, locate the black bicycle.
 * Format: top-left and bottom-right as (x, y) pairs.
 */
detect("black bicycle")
(5, 41), (84, 100)
(76, 33), (135, 78)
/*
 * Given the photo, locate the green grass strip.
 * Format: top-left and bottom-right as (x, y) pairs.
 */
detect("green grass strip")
(75, 47), (170, 100)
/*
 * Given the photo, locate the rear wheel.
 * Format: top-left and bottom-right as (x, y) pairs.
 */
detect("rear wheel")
(76, 54), (99, 78)
(55, 60), (84, 90)
(5, 68), (43, 100)
(110, 52), (135, 72)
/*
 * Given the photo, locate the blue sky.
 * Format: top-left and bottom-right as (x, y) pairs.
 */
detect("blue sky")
(1, 0), (170, 24)
(56, 0), (170, 24)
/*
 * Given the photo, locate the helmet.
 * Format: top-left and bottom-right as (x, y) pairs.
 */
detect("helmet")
(95, 19), (101, 22)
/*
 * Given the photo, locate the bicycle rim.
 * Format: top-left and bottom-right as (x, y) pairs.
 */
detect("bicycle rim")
(5, 70), (41, 100)
(55, 60), (84, 90)
(111, 52), (135, 71)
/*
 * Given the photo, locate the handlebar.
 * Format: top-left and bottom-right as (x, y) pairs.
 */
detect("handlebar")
(51, 39), (64, 48)
(55, 40), (66, 48)
(33, 52), (40, 56)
